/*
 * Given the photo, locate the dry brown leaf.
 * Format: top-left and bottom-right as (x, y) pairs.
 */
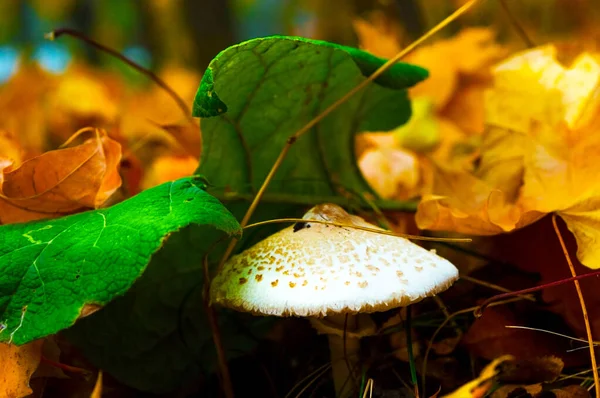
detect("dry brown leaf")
(0, 340), (44, 398)
(0, 130), (23, 167)
(0, 128), (122, 224)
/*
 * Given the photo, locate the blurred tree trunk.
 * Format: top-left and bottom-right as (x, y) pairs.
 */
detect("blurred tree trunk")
(183, 0), (235, 69)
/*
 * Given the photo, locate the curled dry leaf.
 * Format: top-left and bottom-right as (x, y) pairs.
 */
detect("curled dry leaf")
(0, 128), (122, 224)
(0, 340), (44, 398)
(417, 45), (600, 268)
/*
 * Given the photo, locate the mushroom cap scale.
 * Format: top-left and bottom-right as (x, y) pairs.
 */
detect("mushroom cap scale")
(210, 204), (459, 317)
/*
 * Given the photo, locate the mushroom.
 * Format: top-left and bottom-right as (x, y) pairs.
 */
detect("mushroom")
(211, 203), (459, 397)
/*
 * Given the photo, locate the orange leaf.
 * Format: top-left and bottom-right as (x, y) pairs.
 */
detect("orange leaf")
(0, 340), (44, 398)
(141, 154), (199, 190)
(0, 128), (122, 224)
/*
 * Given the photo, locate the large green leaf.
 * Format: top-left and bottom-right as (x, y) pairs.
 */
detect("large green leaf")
(194, 35), (428, 202)
(66, 203), (292, 393)
(0, 176), (240, 345)
(66, 36), (428, 393)
(66, 222), (272, 393)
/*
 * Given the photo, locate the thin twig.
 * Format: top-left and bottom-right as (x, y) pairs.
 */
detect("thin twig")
(46, 28), (194, 123)
(243, 217), (472, 242)
(498, 0), (534, 48)
(474, 270), (600, 316)
(202, 251), (235, 398)
(552, 214), (599, 397)
(216, 0), (483, 271)
(460, 274), (536, 302)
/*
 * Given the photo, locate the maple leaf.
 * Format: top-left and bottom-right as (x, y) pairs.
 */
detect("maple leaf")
(0, 128), (122, 224)
(416, 45), (600, 269)
(0, 340), (44, 398)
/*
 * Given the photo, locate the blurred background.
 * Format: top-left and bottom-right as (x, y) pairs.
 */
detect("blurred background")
(2, 0), (599, 83)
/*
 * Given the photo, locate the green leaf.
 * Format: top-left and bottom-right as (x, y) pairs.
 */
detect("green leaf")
(66, 223), (271, 393)
(0, 176), (240, 345)
(65, 36), (427, 393)
(65, 202), (299, 393)
(193, 35), (428, 202)
(66, 201), (295, 392)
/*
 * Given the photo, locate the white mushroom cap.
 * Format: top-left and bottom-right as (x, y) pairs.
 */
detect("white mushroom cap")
(211, 204), (459, 317)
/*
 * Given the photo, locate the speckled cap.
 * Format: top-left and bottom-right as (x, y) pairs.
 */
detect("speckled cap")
(210, 204), (459, 317)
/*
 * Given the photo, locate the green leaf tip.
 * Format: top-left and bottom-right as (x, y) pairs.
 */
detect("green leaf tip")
(0, 176), (240, 345)
(193, 68), (228, 118)
(193, 35), (428, 118)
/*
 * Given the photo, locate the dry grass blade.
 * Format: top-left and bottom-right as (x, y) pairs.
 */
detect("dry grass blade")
(362, 378), (374, 398)
(47, 28), (193, 123)
(243, 218), (472, 243)
(505, 325), (600, 346)
(552, 213), (600, 397)
(285, 362), (332, 398)
(499, 0), (534, 48)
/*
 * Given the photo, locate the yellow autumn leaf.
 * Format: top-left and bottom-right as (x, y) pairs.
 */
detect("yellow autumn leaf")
(405, 28), (506, 109)
(393, 97), (441, 153)
(352, 12), (402, 59)
(443, 355), (514, 398)
(417, 44), (600, 269)
(0, 340), (44, 398)
(91, 371), (103, 398)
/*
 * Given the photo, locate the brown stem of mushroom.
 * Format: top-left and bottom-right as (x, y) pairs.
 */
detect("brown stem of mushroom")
(310, 314), (376, 398)
(216, 0), (482, 271)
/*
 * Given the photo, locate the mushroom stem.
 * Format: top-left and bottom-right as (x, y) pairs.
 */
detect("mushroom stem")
(310, 314), (376, 398)
(326, 330), (361, 398)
